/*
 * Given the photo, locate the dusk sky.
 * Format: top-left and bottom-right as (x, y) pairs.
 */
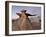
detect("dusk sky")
(12, 6), (41, 19)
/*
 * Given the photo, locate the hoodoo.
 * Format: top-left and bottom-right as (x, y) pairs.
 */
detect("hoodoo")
(12, 10), (36, 31)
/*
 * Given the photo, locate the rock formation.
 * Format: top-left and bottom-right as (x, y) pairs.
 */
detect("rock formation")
(12, 10), (36, 31)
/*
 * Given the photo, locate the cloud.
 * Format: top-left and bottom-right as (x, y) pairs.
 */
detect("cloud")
(12, 15), (19, 19)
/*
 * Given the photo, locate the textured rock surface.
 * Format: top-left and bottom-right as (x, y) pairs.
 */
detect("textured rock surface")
(12, 18), (41, 31)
